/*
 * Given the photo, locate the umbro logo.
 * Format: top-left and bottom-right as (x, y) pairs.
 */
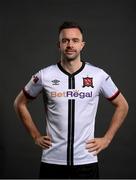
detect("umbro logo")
(52, 79), (60, 85)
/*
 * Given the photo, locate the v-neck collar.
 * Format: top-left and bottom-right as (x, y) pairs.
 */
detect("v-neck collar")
(57, 61), (85, 77)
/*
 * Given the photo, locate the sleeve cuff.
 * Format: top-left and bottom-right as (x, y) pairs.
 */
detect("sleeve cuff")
(23, 88), (36, 99)
(107, 90), (120, 101)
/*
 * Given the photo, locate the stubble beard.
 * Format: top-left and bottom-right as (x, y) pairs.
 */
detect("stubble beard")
(62, 51), (80, 62)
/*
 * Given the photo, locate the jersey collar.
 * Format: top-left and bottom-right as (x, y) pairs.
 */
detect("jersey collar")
(57, 61), (85, 76)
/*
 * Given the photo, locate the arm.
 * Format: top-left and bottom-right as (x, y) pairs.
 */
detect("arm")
(14, 90), (52, 149)
(86, 93), (129, 155)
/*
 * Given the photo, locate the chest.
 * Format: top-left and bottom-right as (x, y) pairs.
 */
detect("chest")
(42, 72), (102, 102)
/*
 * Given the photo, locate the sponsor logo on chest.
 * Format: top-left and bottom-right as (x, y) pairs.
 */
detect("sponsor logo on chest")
(50, 90), (92, 99)
(50, 76), (94, 99)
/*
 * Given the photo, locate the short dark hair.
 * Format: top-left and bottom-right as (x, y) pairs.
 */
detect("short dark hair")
(58, 21), (83, 36)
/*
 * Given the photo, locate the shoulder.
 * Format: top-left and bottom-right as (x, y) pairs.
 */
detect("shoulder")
(32, 64), (58, 82)
(85, 62), (107, 75)
(35, 64), (58, 78)
(84, 62), (110, 82)
(40, 64), (58, 74)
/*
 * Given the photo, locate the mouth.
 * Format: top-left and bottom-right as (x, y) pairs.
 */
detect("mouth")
(65, 50), (76, 54)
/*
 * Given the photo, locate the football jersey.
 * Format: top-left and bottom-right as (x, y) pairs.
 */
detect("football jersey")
(23, 61), (120, 165)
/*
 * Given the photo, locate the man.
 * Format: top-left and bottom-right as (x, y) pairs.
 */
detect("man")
(14, 21), (129, 179)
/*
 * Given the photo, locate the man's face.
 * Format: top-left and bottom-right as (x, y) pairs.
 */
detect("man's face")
(58, 28), (85, 61)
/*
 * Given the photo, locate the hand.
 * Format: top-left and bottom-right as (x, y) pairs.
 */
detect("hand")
(35, 135), (52, 149)
(85, 137), (110, 155)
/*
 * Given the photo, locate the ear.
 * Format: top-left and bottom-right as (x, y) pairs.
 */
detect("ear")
(57, 41), (60, 48)
(81, 41), (85, 50)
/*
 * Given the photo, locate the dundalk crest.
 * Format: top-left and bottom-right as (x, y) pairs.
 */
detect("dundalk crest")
(82, 77), (94, 88)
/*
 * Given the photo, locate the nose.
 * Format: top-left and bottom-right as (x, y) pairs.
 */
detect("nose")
(67, 40), (73, 48)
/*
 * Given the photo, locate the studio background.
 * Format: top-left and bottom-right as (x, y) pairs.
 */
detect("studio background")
(0, 0), (136, 178)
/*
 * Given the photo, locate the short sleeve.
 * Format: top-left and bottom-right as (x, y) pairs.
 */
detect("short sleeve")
(100, 70), (120, 101)
(23, 70), (43, 99)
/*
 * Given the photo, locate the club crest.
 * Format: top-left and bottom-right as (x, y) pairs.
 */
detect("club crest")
(83, 77), (94, 88)
(33, 76), (39, 83)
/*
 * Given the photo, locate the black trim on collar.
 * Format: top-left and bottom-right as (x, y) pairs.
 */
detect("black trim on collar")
(57, 61), (85, 76)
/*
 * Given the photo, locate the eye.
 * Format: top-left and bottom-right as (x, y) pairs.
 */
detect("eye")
(62, 39), (69, 43)
(73, 38), (80, 43)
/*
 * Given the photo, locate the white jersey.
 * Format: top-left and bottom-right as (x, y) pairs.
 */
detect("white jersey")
(23, 61), (120, 165)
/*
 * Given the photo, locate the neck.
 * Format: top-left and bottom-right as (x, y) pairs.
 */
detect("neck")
(60, 59), (82, 74)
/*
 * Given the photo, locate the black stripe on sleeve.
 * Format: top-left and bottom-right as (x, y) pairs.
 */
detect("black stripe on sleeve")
(107, 90), (120, 101)
(23, 88), (36, 99)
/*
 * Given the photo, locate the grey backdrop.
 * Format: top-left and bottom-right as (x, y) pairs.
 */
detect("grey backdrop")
(0, 0), (136, 178)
